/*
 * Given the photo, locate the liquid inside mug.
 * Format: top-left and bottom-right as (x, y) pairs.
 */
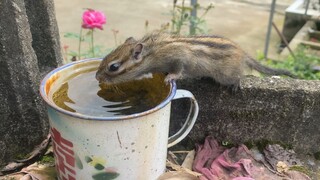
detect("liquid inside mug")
(40, 58), (199, 180)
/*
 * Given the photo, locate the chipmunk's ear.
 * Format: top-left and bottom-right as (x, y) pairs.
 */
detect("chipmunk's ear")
(125, 37), (136, 44)
(133, 43), (143, 60)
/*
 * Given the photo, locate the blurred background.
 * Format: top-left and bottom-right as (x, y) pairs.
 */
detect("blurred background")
(54, 0), (320, 79)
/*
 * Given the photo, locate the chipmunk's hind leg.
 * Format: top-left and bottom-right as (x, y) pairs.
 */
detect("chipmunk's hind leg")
(214, 73), (241, 94)
(228, 82), (240, 94)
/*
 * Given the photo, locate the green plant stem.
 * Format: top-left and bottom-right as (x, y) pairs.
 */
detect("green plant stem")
(113, 32), (118, 47)
(63, 47), (68, 62)
(199, 4), (213, 19)
(78, 28), (83, 60)
(171, 0), (177, 33)
(91, 29), (95, 57)
(176, 0), (185, 34)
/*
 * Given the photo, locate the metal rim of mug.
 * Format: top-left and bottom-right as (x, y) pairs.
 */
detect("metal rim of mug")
(39, 58), (177, 121)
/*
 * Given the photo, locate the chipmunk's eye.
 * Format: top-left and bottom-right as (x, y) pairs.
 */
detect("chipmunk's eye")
(108, 63), (121, 72)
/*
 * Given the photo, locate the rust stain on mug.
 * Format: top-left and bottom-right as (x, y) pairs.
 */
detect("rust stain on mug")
(45, 73), (60, 95)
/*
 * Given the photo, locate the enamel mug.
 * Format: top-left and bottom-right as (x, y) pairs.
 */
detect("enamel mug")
(40, 58), (199, 180)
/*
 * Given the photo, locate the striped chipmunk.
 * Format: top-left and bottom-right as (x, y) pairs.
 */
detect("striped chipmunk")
(96, 31), (295, 90)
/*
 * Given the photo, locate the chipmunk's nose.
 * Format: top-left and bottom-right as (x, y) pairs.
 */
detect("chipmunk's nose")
(95, 71), (104, 82)
(96, 71), (112, 84)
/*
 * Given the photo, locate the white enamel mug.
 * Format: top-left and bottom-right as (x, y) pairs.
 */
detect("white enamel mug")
(40, 58), (199, 180)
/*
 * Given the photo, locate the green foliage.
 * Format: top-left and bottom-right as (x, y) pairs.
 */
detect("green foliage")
(39, 154), (55, 164)
(289, 165), (312, 176)
(221, 140), (234, 148)
(64, 32), (81, 39)
(261, 45), (320, 80)
(15, 153), (29, 160)
(169, 0), (213, 35)
(63, 30), (112, 63)
(170, 0), (189, 34)
(245, 139), (270, 152)
(189, 3), (214, 35)
(244, 139), (293, 152)
(314, 151), (320, 160)
(256, 50), (265, 61)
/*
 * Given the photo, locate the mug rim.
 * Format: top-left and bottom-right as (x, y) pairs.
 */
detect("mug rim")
(39, 58), (177, 121)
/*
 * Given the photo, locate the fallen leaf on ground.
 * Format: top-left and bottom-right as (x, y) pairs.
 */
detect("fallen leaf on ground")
(0, 162), (56, 180)
(158, 171), (199, 180)
(0, 134), (51, 175)
(166, 160), (202, 178)
(181, 150), (195, 170)
(264, 144), (302, 170)
(276, 161), (289, 173)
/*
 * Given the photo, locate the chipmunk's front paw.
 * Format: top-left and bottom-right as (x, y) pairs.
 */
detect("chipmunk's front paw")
(164, 73), (181, 84)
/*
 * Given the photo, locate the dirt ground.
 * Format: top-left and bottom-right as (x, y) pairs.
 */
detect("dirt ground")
(53, 0), (294, 60)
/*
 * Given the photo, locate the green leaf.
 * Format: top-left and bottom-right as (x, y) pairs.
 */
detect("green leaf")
(257, 45), (320, 80)
(68, 51), (78, 57)
(175, 5), (193, 11)
(64, 32), (81, 39)
(86, 30), (93, 36)
(82, 36), (91, 42)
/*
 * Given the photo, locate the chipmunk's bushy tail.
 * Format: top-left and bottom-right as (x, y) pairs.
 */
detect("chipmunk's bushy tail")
(245, 56), (296, 78)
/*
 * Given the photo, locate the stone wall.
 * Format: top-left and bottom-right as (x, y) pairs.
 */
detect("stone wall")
(171, 77), (320, 154)
(0, 0), (62, 167)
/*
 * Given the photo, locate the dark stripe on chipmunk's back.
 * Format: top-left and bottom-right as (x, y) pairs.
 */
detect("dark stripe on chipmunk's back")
(174, 39), (235, 49)
(191, 35), (224, 39)
(171, 34), (224, 39)
(192, 49), (233, 60)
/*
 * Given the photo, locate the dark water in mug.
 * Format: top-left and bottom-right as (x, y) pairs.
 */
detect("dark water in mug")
(52, 70), (170, 117)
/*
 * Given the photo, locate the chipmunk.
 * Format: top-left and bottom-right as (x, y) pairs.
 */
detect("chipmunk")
(96, 31), (294, 89)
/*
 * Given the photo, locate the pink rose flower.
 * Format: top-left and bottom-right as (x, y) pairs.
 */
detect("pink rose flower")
(82, 9), (106, 30)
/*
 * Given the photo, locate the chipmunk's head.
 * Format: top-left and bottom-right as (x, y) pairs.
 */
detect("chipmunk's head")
(96, 37), (148, 84)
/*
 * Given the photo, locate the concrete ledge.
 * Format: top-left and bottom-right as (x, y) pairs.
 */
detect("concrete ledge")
(171, 76), (320, 154)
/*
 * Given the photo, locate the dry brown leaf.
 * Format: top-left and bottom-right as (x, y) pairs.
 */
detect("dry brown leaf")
(0, 174), (24, 180)
(0, 162), (56, 180)
(264, 144), (302, 171)
(20, 162), (56, 180)
(158, 171), (199, 180)
(285, 170), (312, 180)
(276, 161), (289, 173)
(181, 150), (195, 170)
(166, 160), (202, 177)
(0, 162), (25, 174)
(167, 151), (179, 165)
(1, 134), (51, 175)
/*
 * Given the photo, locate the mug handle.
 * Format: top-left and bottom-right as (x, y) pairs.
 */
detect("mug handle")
(168, 89), (199, 148)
